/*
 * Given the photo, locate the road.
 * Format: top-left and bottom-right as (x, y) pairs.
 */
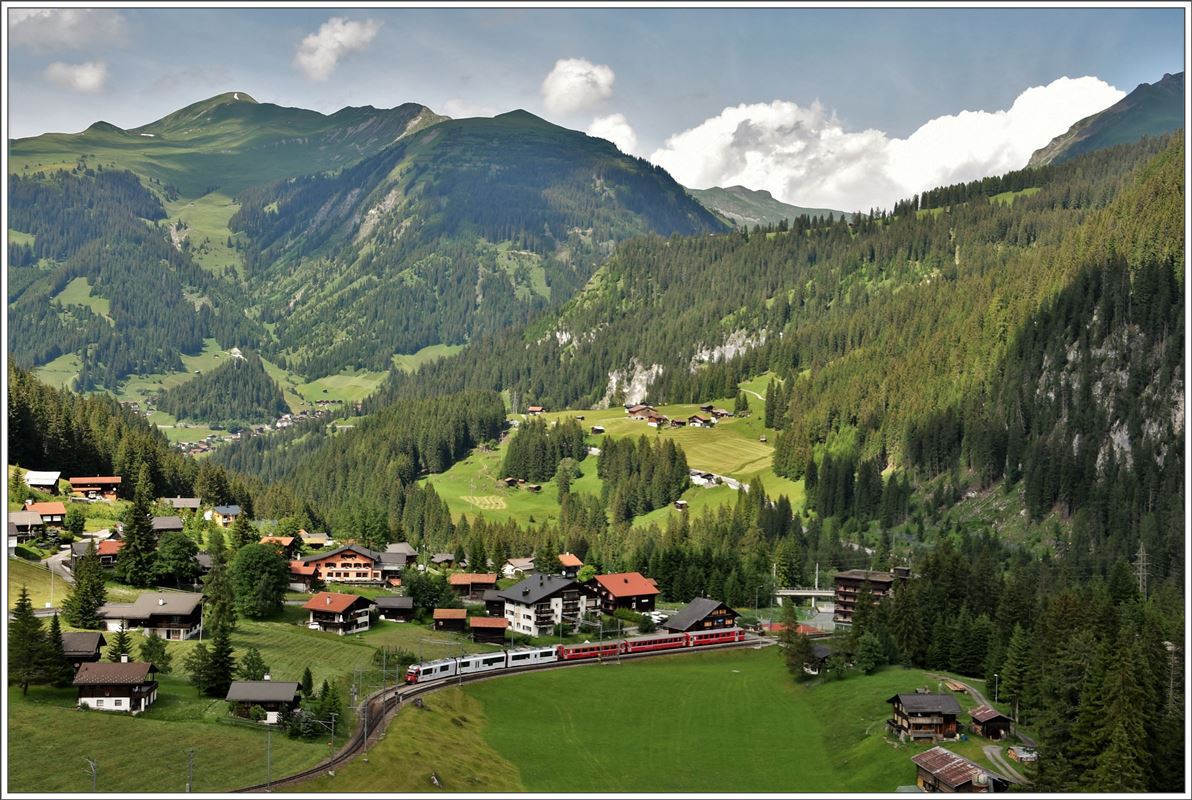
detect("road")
(982, 744), (1028, 784)
(46, 549), (75, 584)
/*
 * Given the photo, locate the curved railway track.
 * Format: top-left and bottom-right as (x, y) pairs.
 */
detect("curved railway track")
(235, 636), (770, 792)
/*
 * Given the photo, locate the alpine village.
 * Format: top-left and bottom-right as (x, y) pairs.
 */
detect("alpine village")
(3, 5), (1187, 797)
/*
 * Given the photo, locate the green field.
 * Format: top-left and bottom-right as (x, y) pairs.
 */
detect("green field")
(8, 228), (35, 247)
(989, 187), (1041, 206)
(6, 558), (138, 610)
(390, 343), (465, 374)
(33, 352), (83, 390)
(53, 276), (112, 321)
(297, 370), (389, 404)
(163, 192), (244, 277)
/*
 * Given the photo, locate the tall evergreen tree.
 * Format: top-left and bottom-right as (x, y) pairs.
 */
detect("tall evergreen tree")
(203, 527), (238, 632)
(139, 630), (173, 674)
(300, 666), (314, 697)
(204, 622), (237, 697)
(237, 647), (270, 681)
(8, 586), (46, 694)
(44, 613), (76, 687)
(114, 463), (158, 587)
(106, 623), (133, 662)
(62, 538), (108, 628)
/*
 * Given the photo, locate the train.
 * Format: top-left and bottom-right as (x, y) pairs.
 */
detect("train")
(404, 627), (746, 683)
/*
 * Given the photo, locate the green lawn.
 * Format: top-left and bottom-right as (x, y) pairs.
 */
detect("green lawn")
(391, 343), (465, 373)
(989, 187), (1041, 206)
(33, 352), (83, 391)
(8, 228), (35, 247)
(53, 276), (112, 322)
(163, 192), (244, 278)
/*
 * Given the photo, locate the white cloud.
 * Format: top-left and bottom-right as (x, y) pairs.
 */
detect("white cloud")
(442, 98), (498, 119)
(43, 61), (109, 93)
(650, 77), (1125, 212)
(541, 58), (615, 115)
(587, 113), (638, 155)
(293, 17), (381, 81)
(9, 9), (127, 50)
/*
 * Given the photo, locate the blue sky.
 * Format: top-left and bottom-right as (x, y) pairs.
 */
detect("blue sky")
(7, 6), (1185, 209)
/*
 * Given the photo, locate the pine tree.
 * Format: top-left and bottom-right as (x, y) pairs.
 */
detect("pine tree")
(183, 643), (211, 695)
(9, 587), (47, 694)
(139, 630), (173, 674)
(203, 528), (238, 633)
(855, 631), (885, 675)
(10, 466), (30, 505)
(1088, 632), (1149, 791)
(63, 538), (108, 628)
(45, 613), (76, 687)
(114, 463), (158, 587)
(204, 622), (237, 697)
(300, 666), (314, 697)
(228, 513), (256, 551)
(1000, 623), (1032, 723)
(106, 623), (133, 662)
(238, 647), (270, 681)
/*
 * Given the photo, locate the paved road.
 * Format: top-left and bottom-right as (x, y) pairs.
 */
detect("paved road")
(46, 550), (75, 584)
(982, 744), (1028, 784)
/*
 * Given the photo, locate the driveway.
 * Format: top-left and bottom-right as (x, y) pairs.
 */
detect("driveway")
(982, 744), (1028, 784)
(46, 549), (75, 584)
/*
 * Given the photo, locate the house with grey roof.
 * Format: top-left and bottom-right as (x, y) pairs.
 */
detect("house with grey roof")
(61, 631), (107, 668)
(225, 679), (302, 724)
(497, 574), (595, 636)
(99, 592), (204, 640)
(151, 515), (185, 534)
(661, 597), (739, 633)
(887, 692), (964, 740)
(74, 660), (159, 714)
(9, 511), (44, 543)
(24, 470), (62, 494)
(162, 496), (201, 511)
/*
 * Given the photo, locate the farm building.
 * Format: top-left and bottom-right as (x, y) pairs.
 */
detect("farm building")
(299, 529), (331, 549)
(526, 405), (545, 415)
(910, 746), (1010, 792)
(303, 592), (374, 635)
(259, 535), (300, 559)
(588, 572), (660, 615)
(483, 589), (505, 616)
(73, 659), (159, 714)
(71, 539), (123, 570)
(670, 418), (687, 428)
(557, 552), (583, 578)
(804, 643), (834, 676)
(9, 511), (44, 543)
(375, 596), (415, 622)
(590, 425), (606, 434)
(24, 500), (66, 527)
(502, 557), (535, 579)
(210, 505), (241, 527)
(100, 592), (204, 640)
(298, 544), (382, 584)
(710, 408), (732, 419)
(969, 704), (1013, 739)
(225, 680), (302, 724)
(662, 597), (740, 632)
(69, 476), (122, 502)
(448, 573), (499, 599)
(469, 616), (510, 644)
(152, 516), (185, 535)
(698, 403), (714, 412)
(498, 574), (594, 636)
(887, 693), (963, 741)
(60, 632), (107, 668)
(386, 541), (418, 558)
(687, 415), (711, 428)
(24, 470), (61, 494)
(161, 496), (201, 511)
(1007, 746), (1037, 763)
(674, 499), (689, 510)
(833, 569), (899, 625)
(431, 552), (456, 568)
(626, 404), (655, 419)
(433, 607), (468, 632)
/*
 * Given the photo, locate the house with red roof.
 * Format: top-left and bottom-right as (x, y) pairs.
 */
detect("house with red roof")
(587, 571), (661, 614)
(24, 500), (66, 527)
(557, 552), (583, 578)
(447, 573), (498, 599)
(433, 607), (467, 632)
(69, 476), (122, 502)
(302, 591), (374, 635)
(288, 560), (319, 592)
(468, 616), (509, 644)
(260, 535), (301, 560)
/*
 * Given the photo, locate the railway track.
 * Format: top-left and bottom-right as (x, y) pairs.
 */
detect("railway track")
(235, 635), (771, 792)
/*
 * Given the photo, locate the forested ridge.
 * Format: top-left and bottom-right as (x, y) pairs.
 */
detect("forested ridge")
(156, 351), (288, 424)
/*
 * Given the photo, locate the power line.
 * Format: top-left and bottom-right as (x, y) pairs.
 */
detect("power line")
(1133, 541), (1149, 599)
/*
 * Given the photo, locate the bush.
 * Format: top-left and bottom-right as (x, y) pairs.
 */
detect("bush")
(249, 704), (267, 722)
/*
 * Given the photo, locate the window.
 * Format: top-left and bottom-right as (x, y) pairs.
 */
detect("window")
(96, 699), (104, 707)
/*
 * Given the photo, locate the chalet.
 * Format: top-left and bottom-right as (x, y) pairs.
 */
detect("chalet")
(502, 557), (536, 579)
(557, 552), (583, 578)
(387, 541), (418, 559)
(670, 418), (687, 428)
(645, 412), (668, 428)
(24, 500), (66, 527)
(804, 643), (834, 676)
(71, 539), (123, 570)
(687, 415), (712, 428)
(69, 476), (122, 502)
(910, 746), (1010, 793)
(374, 595), (415, 622)
(288, 561), (319, 592)
(162, 496), (201, 512)
(689, 470), (717, 486)
(152, 516), (185, 535)
(834, 569), (899, 625)
(674, 499), (689, 510)
(431, 552), (456, 568)
(433, 607), (467, 632)
(588, 572), (660, 615)
(887, 693), (963, 741)
(60, 631), (107, 668)
(626, 404), (655, 419)
(259, 536), (301, 560)
(210, 505), (242, 527)
(195, 552), (213, 576)
(710, 408), (732, 419)
(469, 617), (510, 644)
(303, 591), (373, 635)
(9, 511), (45, 543)
(590, 425), (606, 434)
(448, 573), (498, 599)
(483, 589), (505, 616)
(100, 592), (204, 640)
(24, 470), (61, 494)
(498, 574), (594, 637)
(526, 405), (545, 415)
(501, 476), (519, 488)
(73, 659), (159, 714)
(662, 597), (740, 632)
(698, 403), (714, 412)
(526, 484), (543, 493)
(969, 704), (1013, 740)
(226, 680), (302, 724)
(298, 544), (382, 584)
(377, 551), (408, 583)
(299, 529), (331, 549)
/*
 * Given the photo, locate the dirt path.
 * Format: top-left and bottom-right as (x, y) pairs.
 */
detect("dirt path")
(982, 744), (1028, 784)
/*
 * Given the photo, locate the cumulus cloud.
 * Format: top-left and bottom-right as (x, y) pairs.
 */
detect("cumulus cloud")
(442, 98), (498, 118)
(650, 77), (1125, 212)
(43, 61), (109, 93)
(541, 57), (615, 115)
(587, 113), (638, 155)
(293, 17), (381, 81)
(9, 9), (127, 50)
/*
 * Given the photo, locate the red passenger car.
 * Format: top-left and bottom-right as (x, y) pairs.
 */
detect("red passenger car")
(557, 641), (624, 660)
(623, 632), (688, 654)
(687, 627), (745, 647)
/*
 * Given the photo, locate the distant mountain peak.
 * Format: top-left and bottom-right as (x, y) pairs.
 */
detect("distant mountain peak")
(688, 185), (844, 226)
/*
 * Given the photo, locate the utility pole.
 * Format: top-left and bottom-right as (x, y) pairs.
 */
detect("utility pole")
(266, 730), (272, 792)
(186, 748), (194, 792)
(994, 673), (999, 705)
(84, 758), (97, 793)
(1134, 542), (1149, 599)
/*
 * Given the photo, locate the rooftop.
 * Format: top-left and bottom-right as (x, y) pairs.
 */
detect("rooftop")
(498, 574), (580, 606)
(225, 680), (302, 703)
(24, 470), (61, 485)
(592, 572), (660, 598)
(888, 693), (963, 715)
(558, 553), (583, 568)
(448, 573), (498, 585)
(433, 608), (467, 620)
(151, 515), (185, 531)
(303, 591), (370, 614)
(26, 501), (66, 516)
(374, 596), (414, 609)
(73, 661), (158, 685)
(469, 617), (509, 629)
(911, 746), (1008, 788)
(69, 476), (122, 486)
(663, 597), (736, 631)
(100, 591), (201, 619)
(60, 631), (106, 657)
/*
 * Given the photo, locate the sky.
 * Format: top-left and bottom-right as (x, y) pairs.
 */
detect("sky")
(6, 5), (1186, 211)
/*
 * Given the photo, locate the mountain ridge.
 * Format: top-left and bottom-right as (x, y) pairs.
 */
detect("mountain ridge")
(688, 185), (844, 226)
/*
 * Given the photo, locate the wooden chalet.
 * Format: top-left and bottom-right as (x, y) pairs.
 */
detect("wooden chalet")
(834, 569), (899, 625)
(288, 560), (319, 592)
(887, 693), (963, 741)
(526, 405), (545, 415)
(60, 632), (107, 668)
(433, 607), (467, 632)
(151, 515), (185, 535)
(73, 659), (159, 714)
(71, 539), (124, 570)
(674, 499), (689, 510)
(374, 595), (415, 622)
(910, 746), (1010, 792)
(468, 617), (509, 644)
(303, 591), (374, 635)
(626, 404), (655, 419)
(298, 544), (381, 584)
(162, 496), (201, 512)
(299, 529), (330, 549)
(448, 573), (498, 599)
(69, 476), (122, 502)
(24, 470), (61, 494)
(431, 552), (456, 568)
(24, 500), (66, 527)
(710, 408), (732, 419)
(805, 643), (834, 676)
(9, 511), (44, 543)
(557, 552), (583, 578)
(698, 403), (714, 412)
(687, 414), (712, 428)
(259, 535), (301, 560)
(483, 589), (505, 616)
(662, 597), (739, 632)
(969, 704), (1013, 740)
(590, 425), (606, 434)
(1007, 746), (1037, 763)
(588, 572), (660, 614)
(526, 484), (543, 493)
(99, 592), (203, 640)
(226, 679), (301, 724)
(210, 504), (241, 527)
(502, 557), (535, 579)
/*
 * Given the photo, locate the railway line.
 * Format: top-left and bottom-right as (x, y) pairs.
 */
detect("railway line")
(235, 634), (771, 792)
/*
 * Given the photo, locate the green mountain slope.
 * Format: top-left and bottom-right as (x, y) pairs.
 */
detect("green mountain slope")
(156, 350), (288, 424)
(688, 185), (844, 226)
(1028, 72), (1184, 167)
(232, 110), (727, 377)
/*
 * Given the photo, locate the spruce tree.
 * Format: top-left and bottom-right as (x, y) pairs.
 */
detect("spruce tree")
(204, 622), (237, 697)
(63, 538), (108, 629)
(238, 647), (270, 681)
(114, 463), (158, 587)
(300, 666), (314, 697)
(139, 630), (173, 674)
(203, 527), (238, 633)
(183, 643), (211, 695)
(45, 613), (76, 687)
(8, 586), (46, 694)
(1088, 633), (1149, 791)
(999, 622), (1032, 722)
(228, 513), (256, 551)
(106, 623), (133, 662)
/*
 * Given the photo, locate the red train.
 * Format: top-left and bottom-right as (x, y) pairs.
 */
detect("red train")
(556, 627), (746, 660)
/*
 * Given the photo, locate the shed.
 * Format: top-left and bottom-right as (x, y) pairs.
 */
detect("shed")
(910, 746), (1010, 793)
(969, 704), (1013, 740)
(662, 597), (740, 632)
(225, 680), (301, 724)
(433, 607), (467, 632)
(375, 595), (415, 622)
(24, 470), (62, 494)
(468, 616), (510, 644)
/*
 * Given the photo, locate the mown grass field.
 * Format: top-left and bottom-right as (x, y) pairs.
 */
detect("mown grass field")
(32, 352), (83, 391)
(6, 558), (138, 610)
(53, 276), (112, 321)
(163, 192), (244, 278)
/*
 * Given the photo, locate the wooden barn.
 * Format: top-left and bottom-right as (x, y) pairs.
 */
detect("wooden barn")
(433, 607), (467, 632)
(887, 692), (963, 741)
(468, 617), (510, 644)
(969, 704), (1013, 740)
(910, 746), (1010, 792)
